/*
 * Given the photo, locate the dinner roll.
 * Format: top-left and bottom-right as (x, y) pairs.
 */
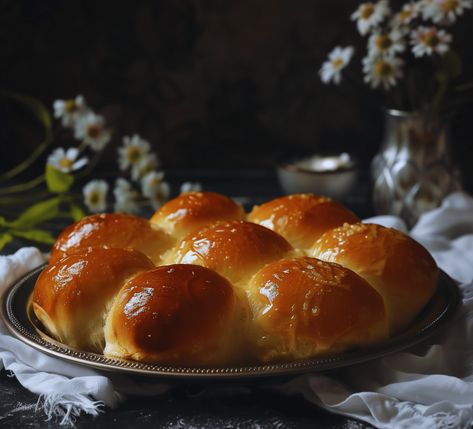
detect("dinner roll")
(150, 191), (245, 240)
(246, 257), (388, 362)
(49, 213), (173, 265)
(167, 220), (294, 285)
(311, 223), (438, 333)
(32, 248), (155, 351)
(104, 264), (246, 366)
(247, 194), (359, 249)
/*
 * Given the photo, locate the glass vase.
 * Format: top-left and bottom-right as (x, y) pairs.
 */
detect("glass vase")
(371, 109), (462, 227)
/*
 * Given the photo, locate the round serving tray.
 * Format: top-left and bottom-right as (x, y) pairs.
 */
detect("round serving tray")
(0, 264), (462, 381)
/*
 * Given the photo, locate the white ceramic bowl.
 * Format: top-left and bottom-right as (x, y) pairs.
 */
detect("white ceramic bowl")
(277, 154), (359, 200)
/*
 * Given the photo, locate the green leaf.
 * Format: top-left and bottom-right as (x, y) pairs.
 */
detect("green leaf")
(0, 233), (13, 250)
(0, 216), (8, 226)
(9, 197), (61, 229)
(70, 203), (85, 221)
(45, 164), (74, 193)
(10, 229), (55, 244)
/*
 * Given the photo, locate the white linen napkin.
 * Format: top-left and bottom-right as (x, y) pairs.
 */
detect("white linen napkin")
(1, 191), (473, 427)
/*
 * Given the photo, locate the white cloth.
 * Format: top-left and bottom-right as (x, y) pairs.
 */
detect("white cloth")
(1, 191), (473, 427)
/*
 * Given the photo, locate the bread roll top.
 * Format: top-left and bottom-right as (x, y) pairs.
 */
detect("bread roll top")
(104, 264), (246, 366)
(246, 257), (388, 362)
(167, 220), (293, 285)
(32, 247), (155, 351)
(150, 191), (245, 239)
(50, 213), (173, 265)
(247, 193), (359, 249)
(311, 223), (438, 333)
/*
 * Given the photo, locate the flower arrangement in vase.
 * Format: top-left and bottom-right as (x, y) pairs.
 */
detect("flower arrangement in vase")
(319, 0), (472, 226)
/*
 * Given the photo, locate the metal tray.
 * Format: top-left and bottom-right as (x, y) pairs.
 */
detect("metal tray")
(0, 264), (461, 381)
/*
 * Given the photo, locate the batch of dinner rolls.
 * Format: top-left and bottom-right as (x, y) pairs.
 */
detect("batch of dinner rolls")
(32, 192), (438, 366)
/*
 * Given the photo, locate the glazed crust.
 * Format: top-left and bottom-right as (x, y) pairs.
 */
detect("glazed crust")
(150, 191), (245, 239)
(104, 264), (245, 366)
(247, 257), (388, 362)
(311, 223), (438, 333)
(247, 194), (359, 249)
(33, 248), (155, 351)
(49, 213), (173, 265)
(167, 220), (294, 285)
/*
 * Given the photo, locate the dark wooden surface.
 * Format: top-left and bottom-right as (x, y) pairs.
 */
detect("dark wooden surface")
(0, 169), (374, 428)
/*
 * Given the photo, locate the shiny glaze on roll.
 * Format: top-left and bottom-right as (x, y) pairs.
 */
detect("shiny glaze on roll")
(311, 223), (438, 333)
(32, 248), (155, 351)
(49, 213), (173, 265)
(150, 191), (245, 239)
(104, 264), (243, 366)
(247, 257), (388, 362)
(168, 220), (293, 284)
(247, 193), (359, 249)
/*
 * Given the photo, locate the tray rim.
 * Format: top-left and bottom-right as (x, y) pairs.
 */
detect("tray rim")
(0, 263), (462, 381)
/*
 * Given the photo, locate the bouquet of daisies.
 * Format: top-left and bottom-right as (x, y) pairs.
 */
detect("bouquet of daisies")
(319, 0), (473, 112)
(0, 93), (200, 250)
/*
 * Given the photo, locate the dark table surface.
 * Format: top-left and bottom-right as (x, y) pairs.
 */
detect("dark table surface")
(0, 169), (374, 428)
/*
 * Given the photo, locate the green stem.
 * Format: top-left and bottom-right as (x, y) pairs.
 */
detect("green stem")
(0, 90), (53, 182)
(75, 150), (103, 180)
(0, 175), (45, 195)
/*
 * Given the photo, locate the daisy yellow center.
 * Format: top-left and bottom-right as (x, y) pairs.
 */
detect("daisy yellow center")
(64, 99), (77, 113)
(422, 32), (440, 47)
(87, 124), (101, 138)
(89, 192), (100, 205)
(127, 147), (143, 163)
(331, 58), (345, 69)
(374, 60), (393, 78)
(441, 0), (459, 12)
(375, 35), (393, 50)
(360, 4), (375, 19)
(59, 158), (73, 169)
(399, 9), (413, 22)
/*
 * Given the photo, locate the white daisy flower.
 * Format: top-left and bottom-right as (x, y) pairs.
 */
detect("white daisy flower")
(363, 55), (404, 90)
(47, 147), (88, 173)
(319, 46), (355, 85)
(83, 180), (108, 213)
(53, 95), (88, 128)
(368, 29), (406, 58)
(113, 178), (140, 214)
(141, 171), (165, 198)
(74, 112), (111, 152)
(149, 181), (171, 210)
(391, 2), (419, 26)
(180, 182), (203, 194)
(118, 134), (151, 171)
(131, 152), (160, 181)
(351, 0), (391, 35)
(411, 26), (452, 57)
(422, 0), (472, 24)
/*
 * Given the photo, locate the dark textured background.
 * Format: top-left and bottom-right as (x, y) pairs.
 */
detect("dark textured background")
(1, 0), (472, 185)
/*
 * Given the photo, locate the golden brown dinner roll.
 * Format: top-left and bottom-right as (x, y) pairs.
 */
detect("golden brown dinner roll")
(311, 223), (438, 334)
(167, 220), (294, 285)
(247, 193), (360, 249)
(246, 257), (388, 362)
(150, 191), (245, 240)
(32, 248), (155, 351)
(49, 213), (173, 265)
(104, 264), (247, 366)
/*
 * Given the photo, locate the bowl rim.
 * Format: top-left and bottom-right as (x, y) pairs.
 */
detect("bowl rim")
(278, 154), (359, 176)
